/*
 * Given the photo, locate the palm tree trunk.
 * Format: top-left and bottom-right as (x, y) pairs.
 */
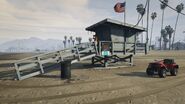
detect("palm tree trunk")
(172, 13), (180, 50)
(149, 20), (154, 51)
(137, 14), (140, 43)
(142, 18), (144, 43)
(160, 10), (165, 50)
(169, 36), (171, 50)
(164, 42), (167, 50)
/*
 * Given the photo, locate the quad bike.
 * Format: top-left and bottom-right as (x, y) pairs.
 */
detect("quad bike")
(146, 59), (179, 78)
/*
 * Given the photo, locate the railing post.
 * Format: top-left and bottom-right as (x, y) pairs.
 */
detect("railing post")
(112, 42), (114, 55)
(123, 36), (127, 55)
(14, 63), (21, 80)
(37, 57), (44, 74)
(76, 46), (81, 61)
(58, 51), (64, 62)
(99, 41), (101, 56)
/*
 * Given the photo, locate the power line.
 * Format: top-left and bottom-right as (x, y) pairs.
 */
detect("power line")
(159, 0), (185, 16)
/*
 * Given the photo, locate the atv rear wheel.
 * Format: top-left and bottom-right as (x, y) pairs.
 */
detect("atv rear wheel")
(158, 69), (166, 78)
(170, 68), (178, 76)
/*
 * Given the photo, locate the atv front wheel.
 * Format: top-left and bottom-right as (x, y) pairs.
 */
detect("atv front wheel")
(146, 68), (154, 76)
(159, 69), (166, 78)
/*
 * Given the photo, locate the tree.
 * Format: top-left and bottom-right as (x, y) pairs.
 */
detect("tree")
(149, 12), (157, 50)
(160, 0), (168, 50)
(70, 36), (73, 46)
(75, 37), (82, 44)
(78, 37), (82, 44)
(172, 3), (184, 49)
(165, 25), (174, 50)
(68, 39), (71, 47)
(64, 36), (67, 47)
(72, 40), (75, 46)
(161, 29), (168, 50)
(64, 36), (67, 41)
(63, 40), (66, 48)
(136, 4), (145, 43)
(70, 36), (73, 42)
(89, 38), (92, 43)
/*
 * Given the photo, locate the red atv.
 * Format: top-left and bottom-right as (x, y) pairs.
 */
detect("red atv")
(146, 59), (179, 78)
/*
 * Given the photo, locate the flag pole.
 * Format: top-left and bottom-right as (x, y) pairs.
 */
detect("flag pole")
(124, 0), (126, 24)
(123, 0), (126, 55)
(145, 0), (150, 54)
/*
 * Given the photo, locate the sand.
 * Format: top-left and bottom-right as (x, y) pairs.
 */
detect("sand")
(0, 51), (185, 104)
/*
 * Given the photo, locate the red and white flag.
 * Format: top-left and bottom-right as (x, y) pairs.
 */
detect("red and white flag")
(114, 2), (126, 13)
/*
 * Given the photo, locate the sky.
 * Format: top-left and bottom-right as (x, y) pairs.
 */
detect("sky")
(0, 0), (185, 44)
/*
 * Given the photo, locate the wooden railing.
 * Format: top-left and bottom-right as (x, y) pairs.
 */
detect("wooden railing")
(14, 42), (96, 80)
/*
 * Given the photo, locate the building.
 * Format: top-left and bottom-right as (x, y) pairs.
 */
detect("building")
(86, 18), (146, 55)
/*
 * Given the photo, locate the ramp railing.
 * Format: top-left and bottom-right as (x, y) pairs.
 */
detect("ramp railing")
(14, 42), (96, 80)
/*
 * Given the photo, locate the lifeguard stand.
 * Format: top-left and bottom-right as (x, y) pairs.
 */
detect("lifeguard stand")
(86, 18), (146, 67)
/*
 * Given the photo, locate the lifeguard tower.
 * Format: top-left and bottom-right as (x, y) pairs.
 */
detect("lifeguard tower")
(86, 18), (146, 67)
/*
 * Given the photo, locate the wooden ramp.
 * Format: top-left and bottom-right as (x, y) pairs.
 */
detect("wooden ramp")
(14, 43), (96, 80)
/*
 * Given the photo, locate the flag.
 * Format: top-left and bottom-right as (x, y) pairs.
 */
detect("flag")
(114, 2), (126, 13)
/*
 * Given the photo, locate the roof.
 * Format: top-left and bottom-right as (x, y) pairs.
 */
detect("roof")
(86, 18), (146, 32)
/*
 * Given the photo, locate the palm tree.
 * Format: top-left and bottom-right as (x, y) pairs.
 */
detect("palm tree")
(172, 3), (184, 49)
(70, 36), (73, 42)
(136, 4), (145, 43)
(64, 36), (67, 41)
(75, 37), (79, 44)
(165, 25), (174, 50)
(78, 37), (82, 44)
(149, 12), (157, 50)
(70, 36), (73, 46)
(160, 0), (168, 50)
(68, 39), (71, 47)
(63, 40), (66, 48)
(72, 40), (75, 46)
(161, 29), (168, 50)
(89, 38), (92, 43)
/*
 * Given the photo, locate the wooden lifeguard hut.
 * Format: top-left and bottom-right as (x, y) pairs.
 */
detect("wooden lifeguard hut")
(86, 18), (146, 67)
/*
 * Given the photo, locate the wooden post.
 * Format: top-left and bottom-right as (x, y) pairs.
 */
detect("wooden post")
(134, 34), (137, 55)
(59, 51), (64, 61)
(61, 60), (71, 79)
(112, 42), (114, 55)
(76, 46), (80, 61)
(99, 41), (101, 56)
(14, 63), (21, 80)
(37, 57), (44, 74)
(130, 55), (133, 66)
(124, 37), (126, 55)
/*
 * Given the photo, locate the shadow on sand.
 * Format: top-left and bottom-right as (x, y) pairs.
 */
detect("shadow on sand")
(116, 72), (150, 78)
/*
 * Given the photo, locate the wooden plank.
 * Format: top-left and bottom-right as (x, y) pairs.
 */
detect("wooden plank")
(40, 57), (59, 64)
(79, 47), (94, 53)
(19, 71), (41, 80)
(18, 63), (38, 71)
(80, 54), (96, 61)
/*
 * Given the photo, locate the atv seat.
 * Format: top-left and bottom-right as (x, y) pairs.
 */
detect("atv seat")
(164, 59), (174, 64)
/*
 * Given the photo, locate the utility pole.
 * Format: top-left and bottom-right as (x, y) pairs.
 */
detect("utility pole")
(145, 0), (150, 54)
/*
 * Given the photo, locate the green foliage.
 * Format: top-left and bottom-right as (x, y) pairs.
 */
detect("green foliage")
(136, 4), (145, 16)
(176, 3), (184, 13)
(151, 12), (157, 20)
(165, 25), (174, 38)
(160, 0), (168, 10)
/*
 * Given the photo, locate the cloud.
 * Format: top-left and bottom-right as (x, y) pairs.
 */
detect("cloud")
(0, 0), (185, 44)
(0, 0), (95, 42)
